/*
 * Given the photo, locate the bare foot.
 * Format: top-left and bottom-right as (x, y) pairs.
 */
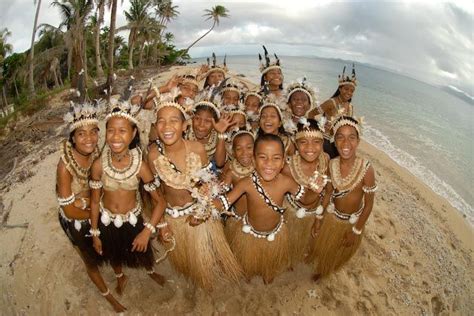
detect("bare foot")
(148, 272), (166, 286)
(312, 273), (321, 282)
(116, 274), (128, 296)
(104, 293), (127, 313)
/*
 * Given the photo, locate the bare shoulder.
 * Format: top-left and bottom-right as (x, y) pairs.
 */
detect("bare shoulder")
(364, 163), (376, 184)
(281, 162), (291, 177)
(56, 159), (70, 178)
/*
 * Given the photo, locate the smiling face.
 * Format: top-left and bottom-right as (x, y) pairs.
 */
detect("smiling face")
(338, 84), (355, 102)
(222, 90), (240, 106)
(254, 138), (285, 182)
(106, 117), (136, 154)
(233, 134), (254, 167)
(192, 108), (214, 140)
(295, 136), (323, 163)
(259, 106), (281, 135)
(245, 95), (261, 113)
(72, 125), (99, 155)
(155, 106), (186, 146)
(179, 82), (199, 100)
(289, 91), (311, 117)
(264, 68), (283, 87)
(206, 70), (225, 87)
(334, 125), (360, 159)
(232, 113), (246, 128)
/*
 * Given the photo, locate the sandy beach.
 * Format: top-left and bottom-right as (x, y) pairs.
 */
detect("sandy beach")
(0, 66), (472, 315)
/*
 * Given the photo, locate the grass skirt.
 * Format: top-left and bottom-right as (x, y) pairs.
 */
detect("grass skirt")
(283, 198), (314, 266)
(58, 212), (103, 266)
(98, 214), (155, 269)
(164, 214), (243, 290)
(231, 221), (290, 282)
(306, 212), (362, 276)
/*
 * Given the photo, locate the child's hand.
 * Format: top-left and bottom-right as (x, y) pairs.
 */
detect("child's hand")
(132, 229), (151, 252)
(311, 218), (322, 238)
(212, 113), (235, 134)
(92, 237), (103, 255)
(186, 215), (204, 227)
(159, 226), (173, 242)
(343, 230), (357, 247)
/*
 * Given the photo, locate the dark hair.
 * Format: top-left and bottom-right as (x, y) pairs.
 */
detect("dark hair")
(254, 133), (284, 156)
(68, 131), (75, 146)
(194, 104), (219, 121)
(297, 118), (322, 133)
(105, 119), (141, 149)
(331, 85), (353, 102)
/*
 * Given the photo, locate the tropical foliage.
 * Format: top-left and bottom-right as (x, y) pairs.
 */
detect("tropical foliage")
(0, 1), (229, 114)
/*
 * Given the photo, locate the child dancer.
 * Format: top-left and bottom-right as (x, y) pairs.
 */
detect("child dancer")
(57, 103), (126, 312)
(148, 99), (242, 290)
(219, 129), (255, 244)
(243, 90), (262, 132)
(185, 96), (234, 168)
(258, 99), (295, 155)
(281, 118), (330, 266)
(258, 46), (284, 99)
(89, 101), (167, 301)
(215, 134), (324, 284)
(286, 78), (316, 124)
(307, 116), (376, 280)
(309, 65), (357, 158)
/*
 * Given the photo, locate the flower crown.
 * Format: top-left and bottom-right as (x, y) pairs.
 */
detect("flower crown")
(286, 77), (317, 107)
(155, 87), (190, 118)
(220, 79), (243, 95)
(230, 128), (255, 144)
(205, 52), (228, 76)
(258, 45), (281, 75)
(295, 117), (323, 140)
(338, 64), (357, 87)
(105, 100), (141, 125)
(244, 90), (263, 103)
(332, 115), (364, 137)
(193, 87), (221, 118)
(63, 101), (103, 131)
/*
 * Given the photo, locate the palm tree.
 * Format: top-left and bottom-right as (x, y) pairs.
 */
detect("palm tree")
(0, 28), (13, 63)
(105, 0), (119, 91)
(52, 0), (94, 89)
(121, 0), (152, 69)
(28, 0), (42, 97)
(93, 0), (105, 76)
(182, 5), (229, 54)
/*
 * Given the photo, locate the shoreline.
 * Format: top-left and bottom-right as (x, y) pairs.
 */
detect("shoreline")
(359, 140), (473, 252)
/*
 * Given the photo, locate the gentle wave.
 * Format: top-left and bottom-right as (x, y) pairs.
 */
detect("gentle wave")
(363, 124), (474, 226)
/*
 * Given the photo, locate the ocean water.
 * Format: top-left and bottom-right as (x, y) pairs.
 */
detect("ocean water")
(194, 55), (474, 225)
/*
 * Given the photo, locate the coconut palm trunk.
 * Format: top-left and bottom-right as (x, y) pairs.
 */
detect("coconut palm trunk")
(106, 0), (118, 91)
(28, 0), (42, 97)
(94, 0), (105, 77)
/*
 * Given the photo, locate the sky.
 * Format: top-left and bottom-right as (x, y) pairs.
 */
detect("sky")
(0, 0), (473, 94)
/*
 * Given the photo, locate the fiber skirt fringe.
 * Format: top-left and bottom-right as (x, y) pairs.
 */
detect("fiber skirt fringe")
(164, 215), (243, 290)
(98, 214), (154, 269)
(224, 215), (242, 248)
(58, 213), (103, 266)
(283, 198), (314, 266)
(306, 213), (362, 276)
(231, 221), (290, 282)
